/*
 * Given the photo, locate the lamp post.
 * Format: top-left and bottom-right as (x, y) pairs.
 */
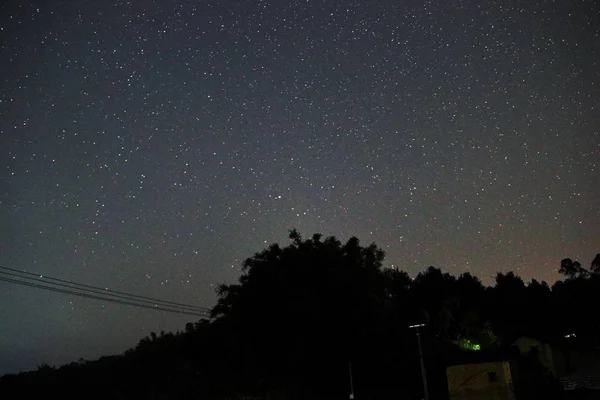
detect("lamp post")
(564, 332), (576, 374)
(409, 323), (429, 400)
(348, 361), (355, 400)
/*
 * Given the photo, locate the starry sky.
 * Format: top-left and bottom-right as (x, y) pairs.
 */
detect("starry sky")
(1, 0), (599, 375)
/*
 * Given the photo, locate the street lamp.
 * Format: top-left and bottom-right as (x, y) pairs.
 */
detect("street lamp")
(563, 332), (576, 374)
(348, 361), (355, 400)
(409, 323), (429, 400)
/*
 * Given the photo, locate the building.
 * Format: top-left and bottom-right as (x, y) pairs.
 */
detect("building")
(446, 360), (515, 400)
(514, 335), (600, 396)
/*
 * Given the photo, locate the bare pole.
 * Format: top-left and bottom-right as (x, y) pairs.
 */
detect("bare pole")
(409, 324), (429, 400)
(348, 361), (355, 399)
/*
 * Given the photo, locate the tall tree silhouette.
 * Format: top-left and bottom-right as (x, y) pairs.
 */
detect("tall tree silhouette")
(211, 230), (391, 398)
(454, 272), (489, 343)
(489, 272), (528, 341)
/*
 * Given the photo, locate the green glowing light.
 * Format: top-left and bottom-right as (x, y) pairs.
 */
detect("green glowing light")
(456, 339), (482, 351)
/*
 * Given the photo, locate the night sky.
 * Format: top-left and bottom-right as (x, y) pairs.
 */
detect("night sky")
(1, 0), (598, 375)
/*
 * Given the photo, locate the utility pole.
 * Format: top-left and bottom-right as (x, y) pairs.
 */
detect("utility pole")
(409, 323), (429, 400)
(348, 361), (355, 400)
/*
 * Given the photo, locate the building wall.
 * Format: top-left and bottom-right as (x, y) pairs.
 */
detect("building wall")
(447, 361), (516, 400)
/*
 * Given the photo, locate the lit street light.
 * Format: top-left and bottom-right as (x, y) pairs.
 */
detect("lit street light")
(409, 323), (429, 400)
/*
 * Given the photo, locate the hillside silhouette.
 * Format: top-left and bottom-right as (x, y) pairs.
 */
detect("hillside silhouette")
(0, 230), (598, 399)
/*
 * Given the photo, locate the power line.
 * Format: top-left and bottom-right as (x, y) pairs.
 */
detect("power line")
(0, 265), (211, 313)
(0, 266), (212, 318)
(0, 269), (209, 314)
(0, 276), (210, 317)
(0, 270), (208, 314)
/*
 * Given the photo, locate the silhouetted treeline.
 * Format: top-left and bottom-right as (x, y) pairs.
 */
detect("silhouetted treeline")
(0, 231), (598, 399)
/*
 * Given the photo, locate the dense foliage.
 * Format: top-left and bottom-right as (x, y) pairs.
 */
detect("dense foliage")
(0, 231), (598, 399)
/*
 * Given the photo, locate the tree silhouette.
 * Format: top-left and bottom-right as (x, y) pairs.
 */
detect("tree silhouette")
(211, 229), (391, 398)
(559, 258), (588, 279)
(0, 231), (596, 400)
(590, 253), (600, 274)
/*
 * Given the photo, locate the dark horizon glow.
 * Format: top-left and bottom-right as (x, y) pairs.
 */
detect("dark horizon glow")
(1, 0), (598, 375)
